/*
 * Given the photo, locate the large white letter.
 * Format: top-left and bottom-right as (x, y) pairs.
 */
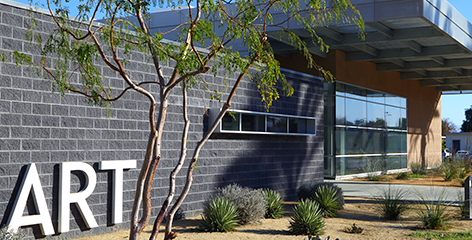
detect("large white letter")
(7, 163), (55, 235)
(59, 162), (98, 233)
(99, 160), (136, 224)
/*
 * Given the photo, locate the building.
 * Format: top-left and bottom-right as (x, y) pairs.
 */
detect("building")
(0, 0), (470, 239)
(446, 132), (472, 153)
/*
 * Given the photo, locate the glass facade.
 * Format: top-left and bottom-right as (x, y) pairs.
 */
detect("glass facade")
(324, 82), (407, 177)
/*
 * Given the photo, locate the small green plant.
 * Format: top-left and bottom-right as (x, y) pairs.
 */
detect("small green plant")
(411, 173), (426, 178)
(312, 185), (340, 217)
(456, 190), (466, 218)
(199, 197), (239, 232)
(217, 184), (267, 225)
(365, 173), (382, 181)
(343, 223), (364, 234)
(0, 226), (24, 240)
(396, 172), (412, 180)
(297, 182), (345, 209)
(458, 168), (468, 180)
(411, 161), (426, 175)
(416, 190), (451, 229)
(375, 185), (409, 220)
(438, 162), (458, 181)
(408, 231), (472, 240)
(289, 199), (325, 235)
(263, 189), (283, 219)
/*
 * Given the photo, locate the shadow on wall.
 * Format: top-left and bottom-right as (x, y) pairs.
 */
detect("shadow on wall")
(202, 76), (325, 201)
(408, 94), (441, 168)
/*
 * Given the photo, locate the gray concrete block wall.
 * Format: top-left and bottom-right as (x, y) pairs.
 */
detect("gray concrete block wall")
(0, 1), (324, 239)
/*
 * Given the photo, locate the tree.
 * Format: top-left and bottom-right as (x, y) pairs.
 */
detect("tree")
(462, 106), (472, 132)
(10, 0), (363, 239)
(442, 118), (457, 136)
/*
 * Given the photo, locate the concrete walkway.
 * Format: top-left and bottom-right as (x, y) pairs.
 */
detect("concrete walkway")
(326, 180), (463, 204)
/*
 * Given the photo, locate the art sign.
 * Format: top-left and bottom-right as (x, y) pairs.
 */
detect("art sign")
(6, 160), (137, 235)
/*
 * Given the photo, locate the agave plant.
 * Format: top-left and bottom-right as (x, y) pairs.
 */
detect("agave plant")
(263, 189), (283, 219)
(312, 185), (340, 217)
(289, 199), (325, 235)
(199, 197), (239, 232)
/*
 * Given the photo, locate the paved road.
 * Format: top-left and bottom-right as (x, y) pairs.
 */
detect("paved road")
(326, 180), (463, 204)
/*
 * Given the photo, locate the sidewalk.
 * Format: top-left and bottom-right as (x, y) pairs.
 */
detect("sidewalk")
(326, 180), (463, 203)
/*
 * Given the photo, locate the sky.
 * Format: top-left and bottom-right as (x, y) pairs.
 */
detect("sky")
(8, 0), (472, 129)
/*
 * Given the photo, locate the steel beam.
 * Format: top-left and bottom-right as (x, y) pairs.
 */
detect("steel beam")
(401, 69), (472, 80)
(347, 45), (468, 62)
(376, 58), (472, 72)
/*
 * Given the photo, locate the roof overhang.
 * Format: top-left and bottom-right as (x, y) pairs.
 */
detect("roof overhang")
(268, 0), (472, 93)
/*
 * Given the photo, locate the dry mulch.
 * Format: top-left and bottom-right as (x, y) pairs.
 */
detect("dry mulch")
(76, 198), (472, 240)
(76, 171), (472, 240)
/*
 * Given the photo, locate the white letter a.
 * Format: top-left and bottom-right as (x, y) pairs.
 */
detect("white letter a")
(7, 163), (55, 235)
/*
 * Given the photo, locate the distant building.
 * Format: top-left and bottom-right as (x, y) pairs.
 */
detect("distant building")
(445, 132), (472, 153)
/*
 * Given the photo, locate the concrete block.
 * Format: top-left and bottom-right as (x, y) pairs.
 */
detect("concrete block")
(1, 88), (21, 100)
(1, 113), (21, 126)
(31, 127), (50, 138)
(22, 114), (41, 126)
(0, 139), (20, 151)
(42, 116), (60, 127)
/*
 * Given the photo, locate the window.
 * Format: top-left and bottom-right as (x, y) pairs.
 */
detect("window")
(209, 109), (316, 136)
(324, 81), (408, 177)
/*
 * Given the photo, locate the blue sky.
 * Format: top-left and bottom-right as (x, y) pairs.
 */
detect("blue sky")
(10, 0), (472, 129)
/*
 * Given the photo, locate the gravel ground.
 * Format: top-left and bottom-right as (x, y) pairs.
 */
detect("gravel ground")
(76, 197), (470, 240)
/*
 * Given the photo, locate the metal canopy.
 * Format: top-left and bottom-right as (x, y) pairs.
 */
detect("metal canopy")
(268, 0), (472, 92)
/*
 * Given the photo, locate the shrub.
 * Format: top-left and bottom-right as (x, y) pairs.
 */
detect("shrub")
(411, 162), (426, 175)
(0, 226), (23, 240)
(376, 185), (409, 220)
(416, 190), (450, 229)
(366, 173), (382, 181)
(289, 199), (325, 235)
(396, 172), (412, 180)
(343, 223), (364, 234)
(312, 185), (340, 217)
(438, 162), (458, 181)
(217, 183), (267, 224)
(459, 168), (468, 180)
(297, 182), (344, 209)
(263, 189), (283, 219)
(199, 197), (238, 232)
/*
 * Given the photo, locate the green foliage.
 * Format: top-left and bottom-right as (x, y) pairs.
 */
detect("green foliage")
(408, 231), (472, 240)
(375, 185), (409, 220)
(289, 199), (325, 235)
(263, 189), (283, 219)
(396, 172), (412, 180)
(456, 190), (466, 218)
(0, 226), (24, 240)
(365, 174), (382, 181)
(297, 182), (345, 210)
(461, 106), (472, 132)
(312, 185), (340, 217)
(199, 197), (238, 232)
(18, 0), (364, 111)
(416, 190), (451, 230)
(438, 162), (458, 181)
(217, 184), (267, 225)
(411, 162), (427, 175)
